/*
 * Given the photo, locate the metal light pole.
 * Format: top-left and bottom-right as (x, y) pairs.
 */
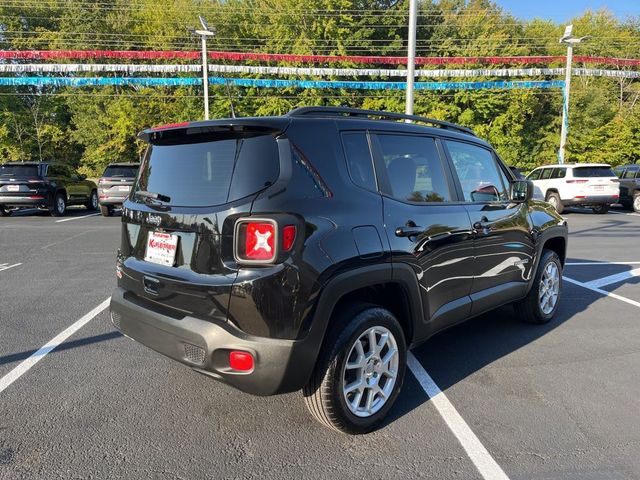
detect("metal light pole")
(192, 16), (215, 120)
(405, 0), (418, 120)
(558, 25), (588, 164)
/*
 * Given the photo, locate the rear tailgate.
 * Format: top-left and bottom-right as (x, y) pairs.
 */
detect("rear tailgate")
(0, 176), (45, 197)
(99, 177), (135, 198)
(119, 121), (288, 323)
(573, 166), (619, 196)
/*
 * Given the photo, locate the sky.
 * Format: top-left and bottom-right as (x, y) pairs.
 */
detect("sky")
(493, 0), (640, 23)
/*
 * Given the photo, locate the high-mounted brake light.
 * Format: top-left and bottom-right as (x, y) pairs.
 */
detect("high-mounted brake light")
(151, 121), (190, 131)
(282, 225), (296, 252)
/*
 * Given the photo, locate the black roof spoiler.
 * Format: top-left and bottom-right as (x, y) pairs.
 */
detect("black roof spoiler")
(138, 118), (290, 143)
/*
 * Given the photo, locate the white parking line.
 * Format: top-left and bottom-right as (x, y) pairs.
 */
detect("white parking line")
(0, 262), (22, 272)
(583, 268), (640, 289)
(566, 261), (640, 266)
(0, 298), (110, 394)
(55, 213), (100, 223)
(563, 276), (640, 309)
(407, 353), (510, 480)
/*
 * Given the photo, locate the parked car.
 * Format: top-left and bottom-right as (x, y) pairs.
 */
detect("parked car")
(98, 162), (139, 216)
(613, 164), (640, 213)
(109, 107), (568, 434)
(0, 162), (98, 217)
(527, 163), (619, 214)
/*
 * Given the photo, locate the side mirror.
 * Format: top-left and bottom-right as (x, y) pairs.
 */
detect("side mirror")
(510, 180), (533, 203)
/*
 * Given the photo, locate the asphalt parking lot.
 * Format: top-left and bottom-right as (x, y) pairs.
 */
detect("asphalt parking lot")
(1, 206), (639, 480)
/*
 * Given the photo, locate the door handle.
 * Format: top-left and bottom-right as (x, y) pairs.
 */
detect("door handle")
(395, 226), (424, 237)
(472, 216), (489, 230)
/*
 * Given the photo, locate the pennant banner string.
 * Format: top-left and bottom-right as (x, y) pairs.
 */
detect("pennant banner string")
(0, 76), (565, 90)
(0, 64), (637, 79)
(0, 50), (639, 67)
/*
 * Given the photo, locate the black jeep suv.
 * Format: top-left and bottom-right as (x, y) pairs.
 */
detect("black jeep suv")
(110, 107), (568, 434)
(0, 162), (98, 216)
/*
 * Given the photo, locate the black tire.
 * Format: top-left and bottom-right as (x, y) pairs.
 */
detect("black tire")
(546, 192), (564, 214)
(514, 250), (562, 324)
(85, 190), (98, 211)
(100, 204), (113, 217)
(592, 204), (610, 215)
(0, 207), (11, 217)
(303, 303), (407, 434)
(50, 192), (67, 217)
(633, 193), (640, 213)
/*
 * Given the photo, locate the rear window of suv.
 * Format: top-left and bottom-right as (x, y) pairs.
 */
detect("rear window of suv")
(0, 164), (39, 177)
(573, 166), (615, 178)
(103, 165), (139, 178)
(136, 131), (279, 207)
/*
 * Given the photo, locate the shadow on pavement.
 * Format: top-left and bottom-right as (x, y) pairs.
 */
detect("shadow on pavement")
(383, 266), (599, 427)
(0, 331), (122, 366)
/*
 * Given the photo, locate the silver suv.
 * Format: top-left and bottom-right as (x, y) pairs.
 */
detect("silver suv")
(97, 163), (139, 216)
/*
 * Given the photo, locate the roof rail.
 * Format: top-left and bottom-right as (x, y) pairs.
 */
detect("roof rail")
(286, 106), (475, 136)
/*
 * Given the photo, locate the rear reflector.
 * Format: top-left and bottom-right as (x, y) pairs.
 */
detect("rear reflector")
(229, 351), (254, 371)
(29, 195), (44, 199)
(282, 225), (296, 251)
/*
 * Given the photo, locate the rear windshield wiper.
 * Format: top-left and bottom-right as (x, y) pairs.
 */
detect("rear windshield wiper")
(134, 190), (171, 203)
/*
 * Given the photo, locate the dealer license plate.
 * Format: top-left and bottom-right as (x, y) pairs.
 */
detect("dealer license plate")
(144, 231), (178, 266)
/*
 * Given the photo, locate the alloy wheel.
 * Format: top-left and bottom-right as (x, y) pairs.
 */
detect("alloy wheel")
(342, 326), (399, 418)
(539, 261), (560, 315)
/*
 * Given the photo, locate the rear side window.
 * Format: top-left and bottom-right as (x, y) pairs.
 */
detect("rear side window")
(0, 164), (39, 177)
(573, 166), (615, 178)
(47, 164), (72, 177)
(528, 169), (542, 181)
(136, 132), (279, 207)
(376, 134), (451, 203)
(623, 169), (639, 179)
(342, 132), (376, 191)
(551, 168), (566, 179)
(541, 168), (553, 180)
(446, 141), (508, 202)
(103, 165), (139, 178)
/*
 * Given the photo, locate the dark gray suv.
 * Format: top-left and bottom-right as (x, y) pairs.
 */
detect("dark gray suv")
(613, 164), (640, 212)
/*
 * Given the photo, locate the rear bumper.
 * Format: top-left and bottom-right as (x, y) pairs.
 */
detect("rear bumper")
(99, 197), (126, 206)
(562, 194), (618, 206)
(109, 287), (319, 396)
(0, 195), (49, 207)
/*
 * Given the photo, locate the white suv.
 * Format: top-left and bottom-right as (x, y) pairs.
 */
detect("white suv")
(527, 164), (619, 214)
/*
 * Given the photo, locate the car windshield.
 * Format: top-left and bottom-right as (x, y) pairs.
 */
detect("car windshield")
(573, 166), (615, 178)
(102, 165), (139, 178)
(0, 164), (39, 177)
